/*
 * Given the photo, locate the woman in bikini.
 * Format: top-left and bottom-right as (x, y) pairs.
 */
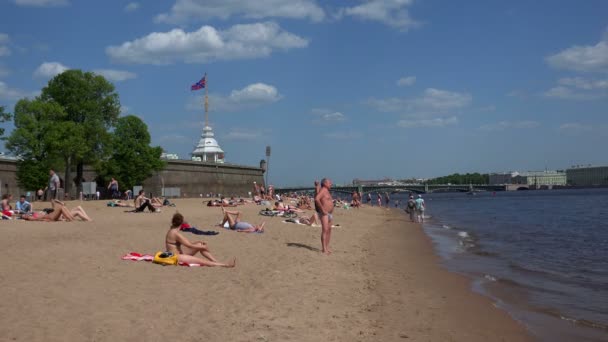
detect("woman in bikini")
(165, 213), (236, 267)
(23, 200), (92, 221)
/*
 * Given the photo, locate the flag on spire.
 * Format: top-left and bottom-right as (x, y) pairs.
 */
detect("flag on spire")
(191, 75), (206, 91)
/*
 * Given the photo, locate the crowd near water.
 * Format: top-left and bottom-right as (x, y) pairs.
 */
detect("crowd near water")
(388, 189), (607, 341)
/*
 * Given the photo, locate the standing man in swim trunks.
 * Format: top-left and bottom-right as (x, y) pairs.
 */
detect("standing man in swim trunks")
(315, 178), (334, 255)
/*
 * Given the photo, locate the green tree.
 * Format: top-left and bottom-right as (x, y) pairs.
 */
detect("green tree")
(40, 70), (120, 194)
(6, 99), (67, 190)
(97, 115), (165, 191)
(0, 105), (12, 140)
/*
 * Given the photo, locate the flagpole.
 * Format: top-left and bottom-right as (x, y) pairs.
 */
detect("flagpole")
(204, 73), (208, 127)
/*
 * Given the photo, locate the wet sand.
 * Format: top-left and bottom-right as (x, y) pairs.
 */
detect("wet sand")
(0, 199), (532, 341)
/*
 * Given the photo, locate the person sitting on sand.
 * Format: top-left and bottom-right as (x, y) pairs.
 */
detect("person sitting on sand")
(220, 207), (265, 233)
(2, 194), (14, 217)
(131, 190), (159, 212)
(165, 213), (236, 267)
(15, 195), (33, 214)
(23, 199), (92, 221)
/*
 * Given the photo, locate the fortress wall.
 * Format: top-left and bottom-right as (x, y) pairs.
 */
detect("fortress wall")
(1, 158), (264, 199)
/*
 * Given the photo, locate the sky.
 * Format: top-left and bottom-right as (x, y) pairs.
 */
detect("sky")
(0, 0), (607, 187)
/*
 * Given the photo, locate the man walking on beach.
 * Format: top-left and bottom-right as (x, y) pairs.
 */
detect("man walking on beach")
(47, 169), (60, 201)
(315, 178), (334, 255)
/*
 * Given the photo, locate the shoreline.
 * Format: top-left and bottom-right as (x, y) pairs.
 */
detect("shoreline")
(1, 199), (531, 341)
(362, 207), (532, 341)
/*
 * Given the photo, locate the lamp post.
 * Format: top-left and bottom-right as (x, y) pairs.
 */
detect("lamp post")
(265, 146), (271, 187)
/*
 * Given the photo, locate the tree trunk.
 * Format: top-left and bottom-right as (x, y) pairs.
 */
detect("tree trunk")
(64, 156), (72, 198)
(76, 161), (84, 195)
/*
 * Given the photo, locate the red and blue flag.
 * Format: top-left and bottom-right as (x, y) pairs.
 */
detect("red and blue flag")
(191, 76), (206, 91)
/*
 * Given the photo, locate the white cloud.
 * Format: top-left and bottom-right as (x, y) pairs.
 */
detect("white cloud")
(368, 88), (472, 117)
(106, 22), (308, 65)
(0, 81), (33, 101)
(124, 2), (140, 12)
(223, 128), (266, 141)
(0, 33), (10, 57)
(546, 30), (608, 73)
(558, 123), (593, 135)
(34, 61), (69, 79)
(155, 0), (325, 24)
(311, 108), (347, 123)
(397, 116), (458, 128)
(543, 86), (601, 100)
(557, 77), (608, 90)
(14, 0), (68, 6)
(324, 131), (362, 140)
(188, 83), (282, 112)
(479, 121), (540, 131)
(93, 69), (137, 82)
(340, 0), (420, 31)
(397, 76), (416, 86)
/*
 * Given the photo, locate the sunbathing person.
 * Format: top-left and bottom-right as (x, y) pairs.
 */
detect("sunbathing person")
(286, 212), (319, 226)
(165, 213), (236, 267)
(23, 200), (92, 221)
(221, 207), (265, 233)
(207, 199), (237, 207)
(108, 199), (133, 208)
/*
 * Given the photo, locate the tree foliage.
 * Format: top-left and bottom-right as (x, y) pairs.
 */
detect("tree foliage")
(39, 69), (120, 194)
(0, 105), (12, 140)
(6, 99), (67, 189)
(426, 173), (489, 185)
(96, 115), (165, 191)
(6, 70), (165, 195)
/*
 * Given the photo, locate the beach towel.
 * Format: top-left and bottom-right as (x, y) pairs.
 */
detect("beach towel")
(181, 227), (219, 236)
(179, 223), (219, 235)
(121, 252), (204, 267)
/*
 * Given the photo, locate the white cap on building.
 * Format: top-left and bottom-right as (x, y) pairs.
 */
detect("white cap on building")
(191, 125), (225, 163)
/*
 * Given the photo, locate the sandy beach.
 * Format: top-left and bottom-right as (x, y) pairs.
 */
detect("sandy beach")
(1, 198), (533, 341)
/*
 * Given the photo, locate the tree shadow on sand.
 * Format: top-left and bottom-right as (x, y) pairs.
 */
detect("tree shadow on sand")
(286, 242), (320, 252)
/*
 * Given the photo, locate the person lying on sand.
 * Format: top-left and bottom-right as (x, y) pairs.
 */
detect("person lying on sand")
(107, 199), (134, 208)
(273, 201), (304, 213)
(23, 200), (92, 222)
(165, 213), (236, 267)
(285, 212), (319, 226)
(207, 199), (237, 207)
(221, 207), (265, 233)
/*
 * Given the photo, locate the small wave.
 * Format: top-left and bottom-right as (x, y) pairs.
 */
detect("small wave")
(442, 224), (451, 229)
(538, 309), (608, 331)
(484, 274), (497, 282)
(458, 231), (469, 238)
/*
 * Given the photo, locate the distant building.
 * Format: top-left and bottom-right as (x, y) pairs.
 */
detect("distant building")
(512, 171), (566, 186)
(160, 153), (179, 160)
(489, 172), (520, 185)
(566, 166), (608, 186)
(352, 178), (393, 186)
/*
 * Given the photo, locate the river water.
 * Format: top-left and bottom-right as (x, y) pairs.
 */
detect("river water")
(387, 189), (608, 341)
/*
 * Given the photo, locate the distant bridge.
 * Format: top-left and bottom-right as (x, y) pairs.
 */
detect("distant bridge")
(275, 184), (507, 195)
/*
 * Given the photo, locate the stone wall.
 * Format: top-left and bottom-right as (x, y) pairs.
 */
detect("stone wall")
(142, 160), (264, 198)
(0, 158), (265, 199)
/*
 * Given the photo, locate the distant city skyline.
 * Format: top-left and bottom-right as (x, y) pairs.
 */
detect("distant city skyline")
(0, 1), (606, 187)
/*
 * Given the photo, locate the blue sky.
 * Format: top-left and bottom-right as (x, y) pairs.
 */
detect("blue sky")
(0, 0), (606, 186)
